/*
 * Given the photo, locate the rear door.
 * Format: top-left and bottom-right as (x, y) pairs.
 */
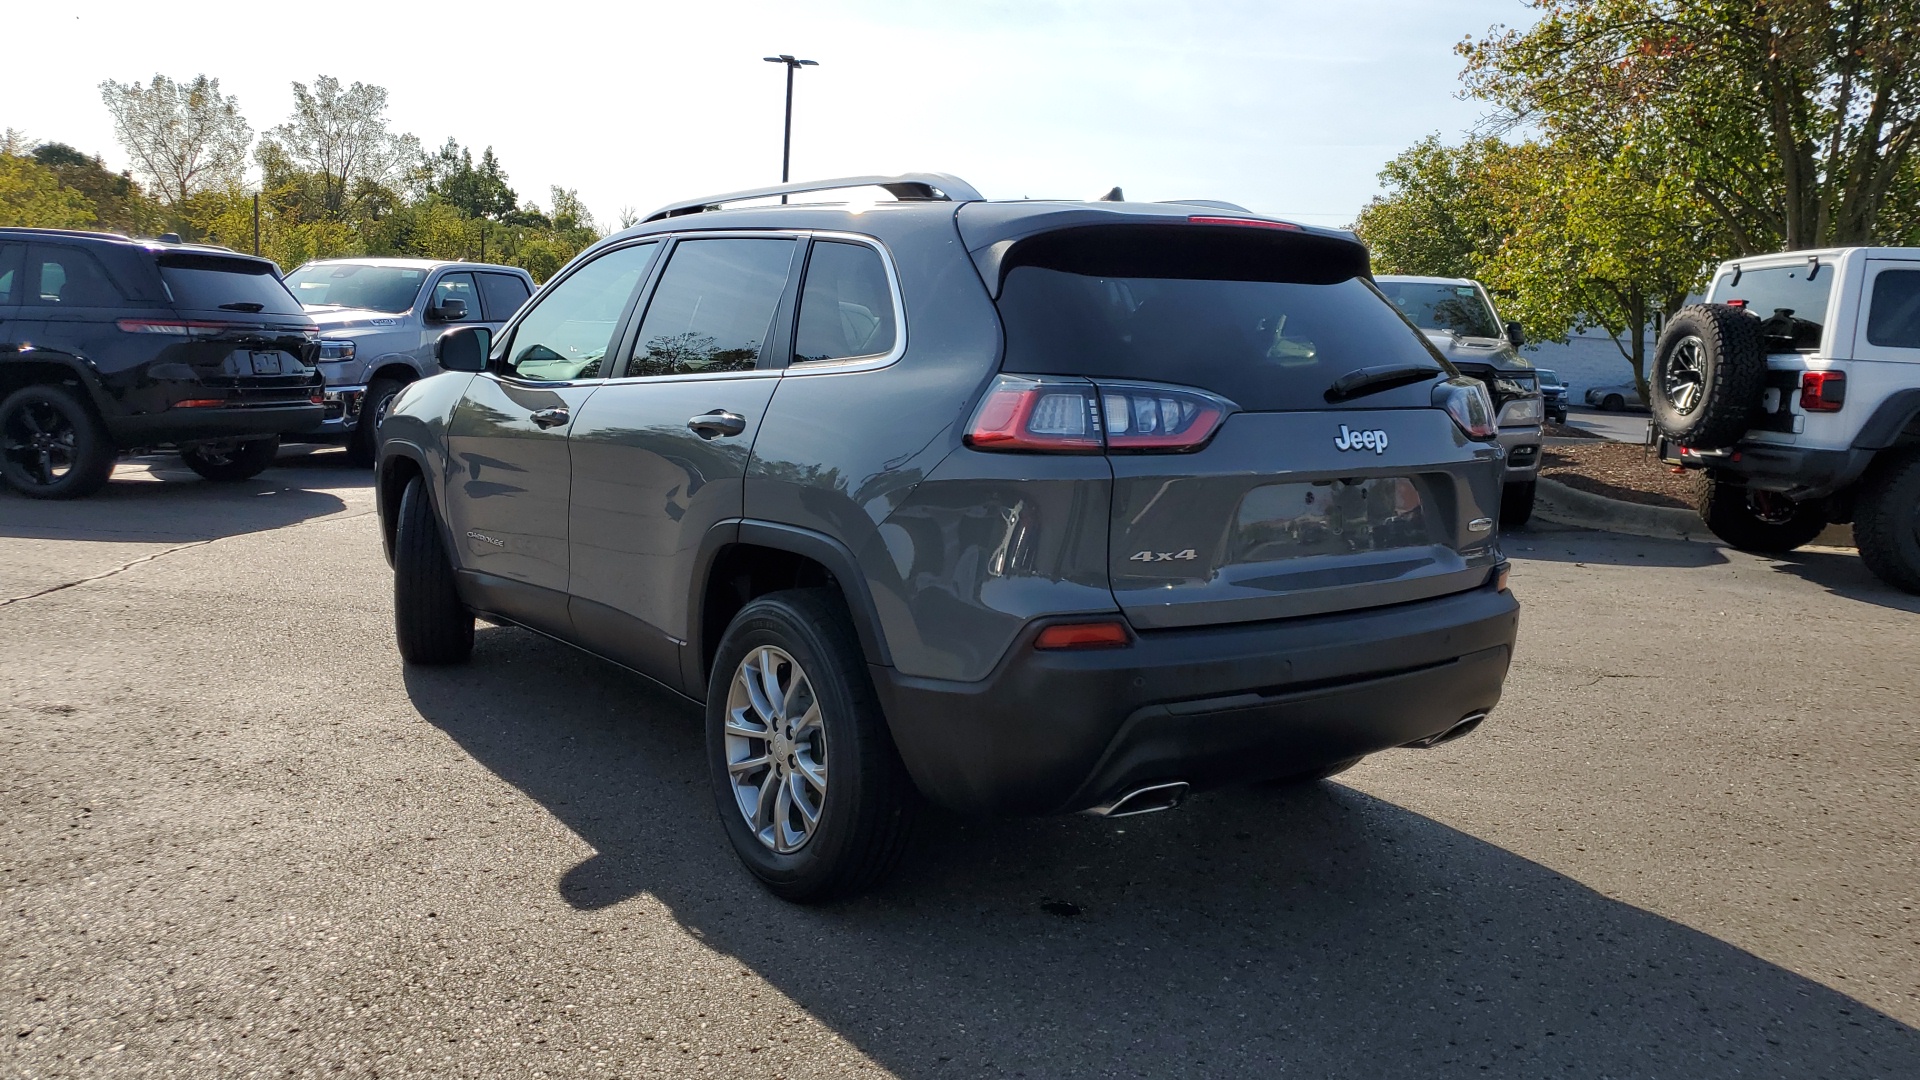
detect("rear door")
(565, 235), (799, 690)
(0, 242), (22, 349)
(989, 227), (1504, 629)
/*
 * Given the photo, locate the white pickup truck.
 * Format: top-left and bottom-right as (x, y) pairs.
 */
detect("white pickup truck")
(1649, 247), (1920, 593)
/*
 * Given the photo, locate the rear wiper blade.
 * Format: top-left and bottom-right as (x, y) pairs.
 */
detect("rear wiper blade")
(1325, 363), (1442, 403)
(219, 302), (265, 312)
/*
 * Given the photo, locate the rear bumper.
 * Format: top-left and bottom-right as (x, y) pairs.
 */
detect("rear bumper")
(1657, 438), (1873, 500)
(106, 403), (326, 446)
(871, 581), (1519, 816)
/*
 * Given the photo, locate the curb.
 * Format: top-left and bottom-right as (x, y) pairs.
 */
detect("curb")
(1532, 477), (1710, 542)
(1532, 477), (1857, 549)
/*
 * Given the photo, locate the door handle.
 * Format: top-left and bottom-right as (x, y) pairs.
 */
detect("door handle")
(529, 407), (570, 429)
(687, 410), (748, 439)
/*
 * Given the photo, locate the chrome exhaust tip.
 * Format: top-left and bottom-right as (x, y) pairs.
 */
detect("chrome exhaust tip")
(1085, 781), (1191, 818)
(1403, 711), (1489, 749)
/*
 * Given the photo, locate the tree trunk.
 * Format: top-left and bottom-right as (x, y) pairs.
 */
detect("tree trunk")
(1627, 286), (1649, 400)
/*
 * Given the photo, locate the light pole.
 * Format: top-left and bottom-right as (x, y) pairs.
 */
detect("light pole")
(762, 54), (817, 198)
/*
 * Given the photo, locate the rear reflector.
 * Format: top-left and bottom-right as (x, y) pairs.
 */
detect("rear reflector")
(1035, 621), (1131, 650)
(966, 374), (1232, 454)
(1800, 370), (1845, 412)
(117, 318), (227, 335)
(1187, 215), (1301, 231)
(171, 398), (227, 409)
(1494, 564), (1510, 593)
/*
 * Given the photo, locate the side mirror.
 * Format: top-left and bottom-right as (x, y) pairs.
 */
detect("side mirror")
(431, 297), (469, 322)
(435, 325), (491, 372)
(1504, 321), (1525, 348)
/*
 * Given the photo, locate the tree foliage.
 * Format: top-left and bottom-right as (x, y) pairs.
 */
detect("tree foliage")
(1353, 135), (1511, 278)
(97, 74), (251, 207)
(1, 131), (97, 230)
(1461, 0), (1920, 252)
(256, 76), (424, 221)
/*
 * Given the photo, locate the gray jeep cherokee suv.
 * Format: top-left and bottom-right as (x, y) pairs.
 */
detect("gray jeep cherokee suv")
(377, 174), (1521, 901)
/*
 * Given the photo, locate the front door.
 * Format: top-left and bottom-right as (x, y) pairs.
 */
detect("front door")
(567, 236), (800, 691)
(441, 240), (663, 632)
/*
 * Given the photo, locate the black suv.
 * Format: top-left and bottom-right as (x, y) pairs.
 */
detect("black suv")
(0, 229), (322, 498)
(378, 174), (1521, 901)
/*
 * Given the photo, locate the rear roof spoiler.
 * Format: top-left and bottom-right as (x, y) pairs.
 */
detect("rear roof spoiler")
(643, 172), (984, 222)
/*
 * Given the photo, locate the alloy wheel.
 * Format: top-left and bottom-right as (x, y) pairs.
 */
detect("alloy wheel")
(2, 400), (79, 488)
(1664, 335), (1707, 414)
(723, 645), (829, 854)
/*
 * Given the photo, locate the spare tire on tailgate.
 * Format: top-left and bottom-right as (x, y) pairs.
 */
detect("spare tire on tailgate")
(1650, 303), (1766, 450)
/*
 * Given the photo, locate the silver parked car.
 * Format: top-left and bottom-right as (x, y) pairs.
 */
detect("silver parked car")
(1585, 382), (1646, 411)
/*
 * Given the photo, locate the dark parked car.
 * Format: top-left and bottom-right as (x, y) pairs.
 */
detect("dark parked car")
(1536, 368), (1569, 424)
(0, 228), (321, 498)
(378, 174), (1521, 901)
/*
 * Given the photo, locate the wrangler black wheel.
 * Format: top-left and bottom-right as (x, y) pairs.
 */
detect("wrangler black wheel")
(1695, 472), (1827, 553)
(0, 384), (115, 499)
(1854, 448), (1920, 595)
(1651, 304), (1766, 450)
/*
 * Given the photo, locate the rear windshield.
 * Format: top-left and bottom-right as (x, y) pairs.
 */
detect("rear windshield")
(1715, 263), (1833, 352)
(996, 267), (1448, 411)
(158, 255), (305, 316)
(284, 263), (428, 313)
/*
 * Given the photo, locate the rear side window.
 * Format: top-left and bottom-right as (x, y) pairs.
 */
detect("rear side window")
(1866, 269), (1920, 349)
(28, 245), (126, 307)
(0, 242), (21, 304)
(794, 241), (896, 363)
(157, 254), (303, 316)
(627, 238), (796, 377)
(478, 272), (531, 320)
(996, 236), (1446, 411)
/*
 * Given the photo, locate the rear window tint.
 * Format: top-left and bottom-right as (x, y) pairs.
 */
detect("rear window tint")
(996, 267), (1447, 411)
(158, 255), (304, 316)
(30, 245), (126, 307)
(1716, 263), (1832, 351)
(1866, 269), (1920, 349)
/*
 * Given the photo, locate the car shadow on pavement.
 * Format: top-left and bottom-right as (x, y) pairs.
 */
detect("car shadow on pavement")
(1503, 528), (1730, 569)
(404, 626), (1919, 1078)
(1769, 548), (1920, 614)
(0, 450), (362, 544)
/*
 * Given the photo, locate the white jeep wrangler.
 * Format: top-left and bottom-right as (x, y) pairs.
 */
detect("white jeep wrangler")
(1649, 247), (1920, 593)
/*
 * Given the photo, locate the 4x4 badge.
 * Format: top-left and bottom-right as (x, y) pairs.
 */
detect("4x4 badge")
(1130, 549), (1198, 562)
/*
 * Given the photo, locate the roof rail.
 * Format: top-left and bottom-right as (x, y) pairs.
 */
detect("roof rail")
(0, 227), (133, 242)
(643, 173), (984, 223)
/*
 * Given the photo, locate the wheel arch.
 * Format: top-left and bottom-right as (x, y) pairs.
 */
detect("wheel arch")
(0, 356), (114, 424)
(376, 442), (447, 569)
(1852, 388), (1920, 450)
(366, 357), (425, 388)
(690, 521), (893, 697)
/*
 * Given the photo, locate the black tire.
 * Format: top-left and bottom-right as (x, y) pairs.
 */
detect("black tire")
(706, 589), (918, 903)
(1854, 448), (1920, 595)
(0, 383), (115, 499)
(1695, 471), (1827, 553)
(1601, 395), (1625, 411)
(1650, 304), (1766, 450)
(346, 376), (406, 469)
(180, 436), (279, 482)
(1500, 480), (1537, 529)
(392, 476), (474, 664)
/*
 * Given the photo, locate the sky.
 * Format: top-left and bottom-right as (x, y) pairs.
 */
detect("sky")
(5, 0), (1536, 230)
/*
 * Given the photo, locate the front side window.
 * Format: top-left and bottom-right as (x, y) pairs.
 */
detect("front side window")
(502, 242), (659, 381)
(1375, 280), (1502, 339)
(431, 272), (479, 321)
(628, 238), (796, 378)
(793, 240), (897, 363)
(1866, 269), (1920, 349)
(28, 245), (124, 307)
(284, 263), (429, 313)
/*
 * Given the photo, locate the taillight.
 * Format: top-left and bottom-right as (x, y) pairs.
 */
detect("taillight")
(1434, 377), (1498, 440)
(1800, 370), (1845, 412)
(1034, 620), (1131, 650)
(117, 318), (226, 336)
(965, 375), (1232, 454)
(1187, 215), (1302, 231)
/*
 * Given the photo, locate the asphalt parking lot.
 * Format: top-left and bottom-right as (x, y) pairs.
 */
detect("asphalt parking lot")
(4, 449), (1918, 1078)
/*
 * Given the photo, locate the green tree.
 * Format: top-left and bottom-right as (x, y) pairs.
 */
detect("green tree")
(257, 76), (422, 221)
(428, 140), (517, 221)
(30, 142), (162, 234)
(97, 74), (251, 208)
(1353, 135), (1514, 278)
(0, 131), (96, 229)
(1461, 0), (1920, 252)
